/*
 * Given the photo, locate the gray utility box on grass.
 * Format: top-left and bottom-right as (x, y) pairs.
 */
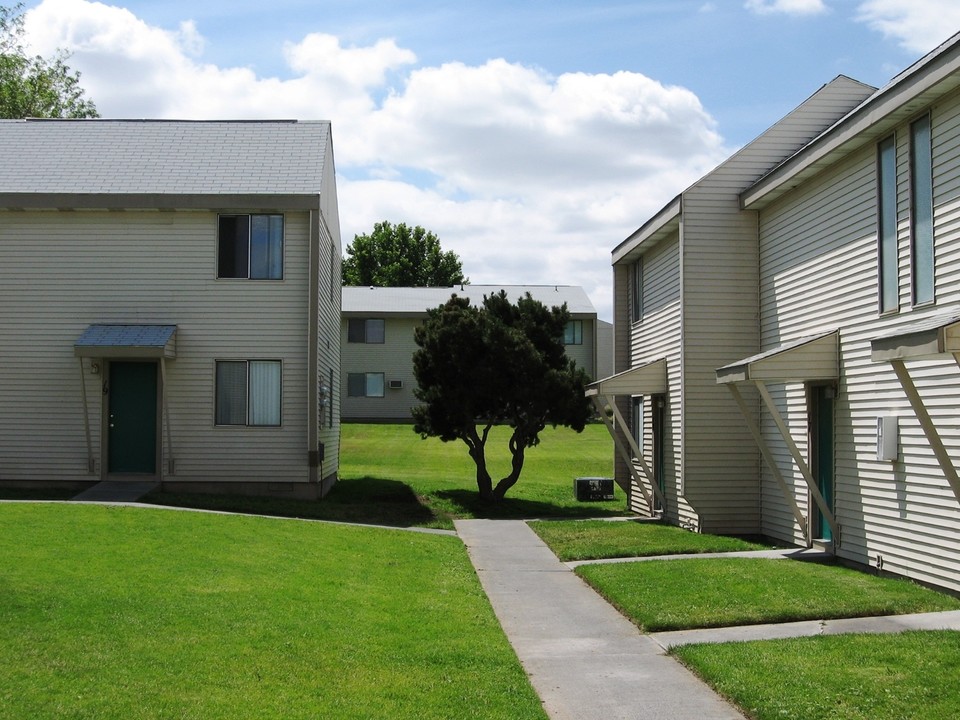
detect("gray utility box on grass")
(574, 477), (614, 501)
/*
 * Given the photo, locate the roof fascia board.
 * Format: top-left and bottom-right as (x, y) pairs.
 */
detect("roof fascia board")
(0, 193), (322, 211)
(742, 38), (960, 210)
(612, 195), (681, 265)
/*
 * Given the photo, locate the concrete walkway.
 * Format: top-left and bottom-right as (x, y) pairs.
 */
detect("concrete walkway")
(71, 480), (159, 503)
(455, 519), (745, 720)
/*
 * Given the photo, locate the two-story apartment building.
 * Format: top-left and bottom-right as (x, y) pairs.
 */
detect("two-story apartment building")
(596, 32), (960, 593)
(0, 119), (342, 498)
(342, 285), (607, 422)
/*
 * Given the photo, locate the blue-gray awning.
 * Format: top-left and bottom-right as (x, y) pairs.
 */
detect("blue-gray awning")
(74, 324), (177, 359)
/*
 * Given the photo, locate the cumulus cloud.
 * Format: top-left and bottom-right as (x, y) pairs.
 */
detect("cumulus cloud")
(744, 0), (827, 15)
(855, 0), (960, 53)
(20, 0), (731, 319)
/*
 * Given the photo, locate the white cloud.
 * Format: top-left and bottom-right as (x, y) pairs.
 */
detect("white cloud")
(856, 0), (960, 54)
(744, 0), (828, 15)
(21, 0), (731, 320)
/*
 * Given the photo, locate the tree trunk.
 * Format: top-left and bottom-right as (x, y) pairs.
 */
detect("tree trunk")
(465, 424), (495, 501)
(492, 430), (526, 500)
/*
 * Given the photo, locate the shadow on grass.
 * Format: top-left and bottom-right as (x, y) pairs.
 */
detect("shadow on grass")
(144, 476), (440, 529)
(431, 488), (627, 521)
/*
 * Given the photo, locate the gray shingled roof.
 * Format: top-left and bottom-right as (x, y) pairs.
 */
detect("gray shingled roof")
(342, 285), (597, 316)
(0, 119), (329, 195)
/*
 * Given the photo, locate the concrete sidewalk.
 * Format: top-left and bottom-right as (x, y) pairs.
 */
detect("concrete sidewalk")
(455, 519), (745, 720)
(71, 480), (159, 503)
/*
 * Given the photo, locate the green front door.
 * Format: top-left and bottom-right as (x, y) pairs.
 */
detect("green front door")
(812, 385), (835, 542)
(652, 395), (666, 512)
(108, 361), (158, 474)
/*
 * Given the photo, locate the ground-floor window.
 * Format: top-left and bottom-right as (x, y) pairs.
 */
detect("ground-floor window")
(215, 360), (282, 426)
(348, 372), (385, 398)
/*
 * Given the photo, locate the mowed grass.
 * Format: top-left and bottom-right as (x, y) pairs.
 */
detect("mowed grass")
(147, 423), (621, 530)
(674, 631), (960, 720)
(338, 422), (621, 526)
(0, 503), (547, 720)
(575, 557), (960, 632)
(529, 519), (771, 561)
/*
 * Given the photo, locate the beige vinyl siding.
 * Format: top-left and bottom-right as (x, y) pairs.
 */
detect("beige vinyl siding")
(317, 199), (341, 481)
(627, 234), (696, 524)
(563, 317), (597, 380)
(341, 316), (422, 421)
(755, 92), (960, 592)
(0, 210), (313, 484)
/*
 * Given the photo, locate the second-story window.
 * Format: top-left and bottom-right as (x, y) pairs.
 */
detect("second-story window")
(218, 214), (284, 280)
(631, 259), (643, 322)
(563, 320), (583, 345)
(910, 114), (934, 305)
(348, 318), (385, 343)
(877, 135), (898, 313)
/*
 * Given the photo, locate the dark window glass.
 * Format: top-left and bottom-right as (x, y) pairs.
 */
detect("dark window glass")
(218, 216), (249, 279)
(347, 373), (366, 397)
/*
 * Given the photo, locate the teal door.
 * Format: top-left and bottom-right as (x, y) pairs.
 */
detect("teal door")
(652, 395), (666, 512)
(811, 385), (835, 542)
(108, 362), (158, 474)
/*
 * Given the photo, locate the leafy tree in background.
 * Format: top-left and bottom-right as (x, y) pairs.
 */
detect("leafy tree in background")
(0, 2), (98, 119)
(412, 291), (592, 502)
(342, 221), (466, 287)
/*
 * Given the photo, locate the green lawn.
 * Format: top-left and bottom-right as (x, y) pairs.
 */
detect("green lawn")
(529, 519), (771, 561)
(575, 557), (960, 632)
(0, 503), (546, 720)
(146, 423), (623, 529)
(674, 631), (960, 720)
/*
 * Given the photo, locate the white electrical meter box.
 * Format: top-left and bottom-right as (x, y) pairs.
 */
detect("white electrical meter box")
(877, 416), (898, 461)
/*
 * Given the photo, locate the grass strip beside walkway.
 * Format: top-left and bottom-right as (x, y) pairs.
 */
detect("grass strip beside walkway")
(575, 557), (960, 632)
(0, 503), (546, 720)
(529, 519), (770, 561)
(674, 631), (960, 720)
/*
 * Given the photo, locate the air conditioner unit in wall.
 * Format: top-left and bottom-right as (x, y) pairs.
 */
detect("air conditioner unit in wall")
(388, 379), (403, 390)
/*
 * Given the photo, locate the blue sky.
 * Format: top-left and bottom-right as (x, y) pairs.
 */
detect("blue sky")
(20, 0), (960, 319)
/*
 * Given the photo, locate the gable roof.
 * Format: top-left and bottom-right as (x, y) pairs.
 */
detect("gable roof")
(743, 31), (960, 209)
(0, 119), (331, 209)
(342, 285), (597, 317)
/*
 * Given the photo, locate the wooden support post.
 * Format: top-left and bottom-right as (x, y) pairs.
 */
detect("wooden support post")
(78, 358), (95, 474)
(592, 395), (655, 514)
(160, 357), (174, 477)
(755, 381), (839, 544)
(605, 397), (668, 511)
(727, 384), (809, 544)
(891, 359), (960, 504)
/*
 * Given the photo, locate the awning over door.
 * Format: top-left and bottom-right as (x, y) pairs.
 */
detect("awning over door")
(870, 311), (960, 361)
(585, 358), (669, 516)
(74, 324), (177, 359)
(586, 358), (667, 397)
(716, 331), (838, 385)
(871, 310), (960, 506)
(715, 330), (840, 546)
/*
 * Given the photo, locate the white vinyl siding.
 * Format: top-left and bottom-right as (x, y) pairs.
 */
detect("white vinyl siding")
(756, 92), (960, 592)
(626, 235), (690, 523)
(0, 210), (312, 483)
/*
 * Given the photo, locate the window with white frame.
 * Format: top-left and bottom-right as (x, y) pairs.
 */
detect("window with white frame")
(347, 318), (385, 343)
(215, 360), (281, 426)
(218, 214), (284, 280)
(910, 114), (934, 305)
(347, 372), (385, 398)
(563, 320), (583, 345)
